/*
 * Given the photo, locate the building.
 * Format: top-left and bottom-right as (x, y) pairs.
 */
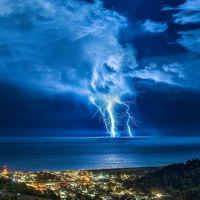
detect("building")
(1, 165), (9, 175)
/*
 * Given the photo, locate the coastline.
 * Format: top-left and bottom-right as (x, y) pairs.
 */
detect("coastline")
(3, 166), (164, 175)
(2, 160), (200, 200)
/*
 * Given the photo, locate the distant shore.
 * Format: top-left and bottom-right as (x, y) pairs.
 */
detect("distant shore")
(3, 166), (163, 174)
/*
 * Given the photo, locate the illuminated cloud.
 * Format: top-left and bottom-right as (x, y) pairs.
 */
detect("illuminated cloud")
(162, 0), (200, 24)
(177, 29), (200, 54)
(133, 54), (200, 89)
(143, 0), (200, 90)
(133, 62), (184, 86)
(0, 0), (199, 100)
(0, 0), (137, 99)
(160, 6), (173, 11)
(142, 19), (168, 33)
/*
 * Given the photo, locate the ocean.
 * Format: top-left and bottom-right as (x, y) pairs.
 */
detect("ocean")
(0, 137), (200, 172)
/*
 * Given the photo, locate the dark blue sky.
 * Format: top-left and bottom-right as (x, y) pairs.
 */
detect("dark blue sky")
(0, 0), (200, 137)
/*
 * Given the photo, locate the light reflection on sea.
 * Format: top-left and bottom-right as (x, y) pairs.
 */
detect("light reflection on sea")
(0, 136), (200, 172)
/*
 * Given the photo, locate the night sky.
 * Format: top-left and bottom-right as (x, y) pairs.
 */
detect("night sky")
(0, 0), (200, 137)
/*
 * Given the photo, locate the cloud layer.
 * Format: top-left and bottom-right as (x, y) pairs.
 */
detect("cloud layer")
(0, 0), (137, 99)
(162, 0), (200, 24)
(177, 29), (200, 54)
(135, 56), (200, 89)
(136, 0), (200, 90)
(142, 19), (168, 33)
(1, 0), (200, 101)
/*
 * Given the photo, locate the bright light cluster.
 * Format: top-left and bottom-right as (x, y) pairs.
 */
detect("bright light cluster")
(90, 91), (136, 137)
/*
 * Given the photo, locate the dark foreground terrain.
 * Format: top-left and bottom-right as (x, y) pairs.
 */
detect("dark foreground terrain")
(1, 159), (200, 200)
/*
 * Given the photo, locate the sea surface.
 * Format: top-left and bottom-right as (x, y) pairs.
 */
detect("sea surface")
(1, 137), (200, 172)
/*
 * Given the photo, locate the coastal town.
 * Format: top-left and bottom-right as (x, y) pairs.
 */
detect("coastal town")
(0, 166), (164, 200)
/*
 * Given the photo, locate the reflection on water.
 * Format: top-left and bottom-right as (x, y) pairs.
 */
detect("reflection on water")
(0, 137), (200, 171)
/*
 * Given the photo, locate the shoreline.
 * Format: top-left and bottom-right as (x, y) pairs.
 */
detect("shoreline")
(4, 166), (164, 174)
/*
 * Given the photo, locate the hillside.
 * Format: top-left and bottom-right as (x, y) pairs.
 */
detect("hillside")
(131, 159), (200, 199)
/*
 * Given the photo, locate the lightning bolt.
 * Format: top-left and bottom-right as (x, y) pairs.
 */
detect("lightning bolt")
(90, 91), (136, 137)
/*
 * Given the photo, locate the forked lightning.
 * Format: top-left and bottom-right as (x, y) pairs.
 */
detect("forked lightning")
(90, 91), (136, 137)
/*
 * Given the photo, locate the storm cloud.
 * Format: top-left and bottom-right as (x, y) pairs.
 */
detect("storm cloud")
(0, 0), (138, 100)
(1, 0), (200, 136)
(1, 0), (200, 100)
